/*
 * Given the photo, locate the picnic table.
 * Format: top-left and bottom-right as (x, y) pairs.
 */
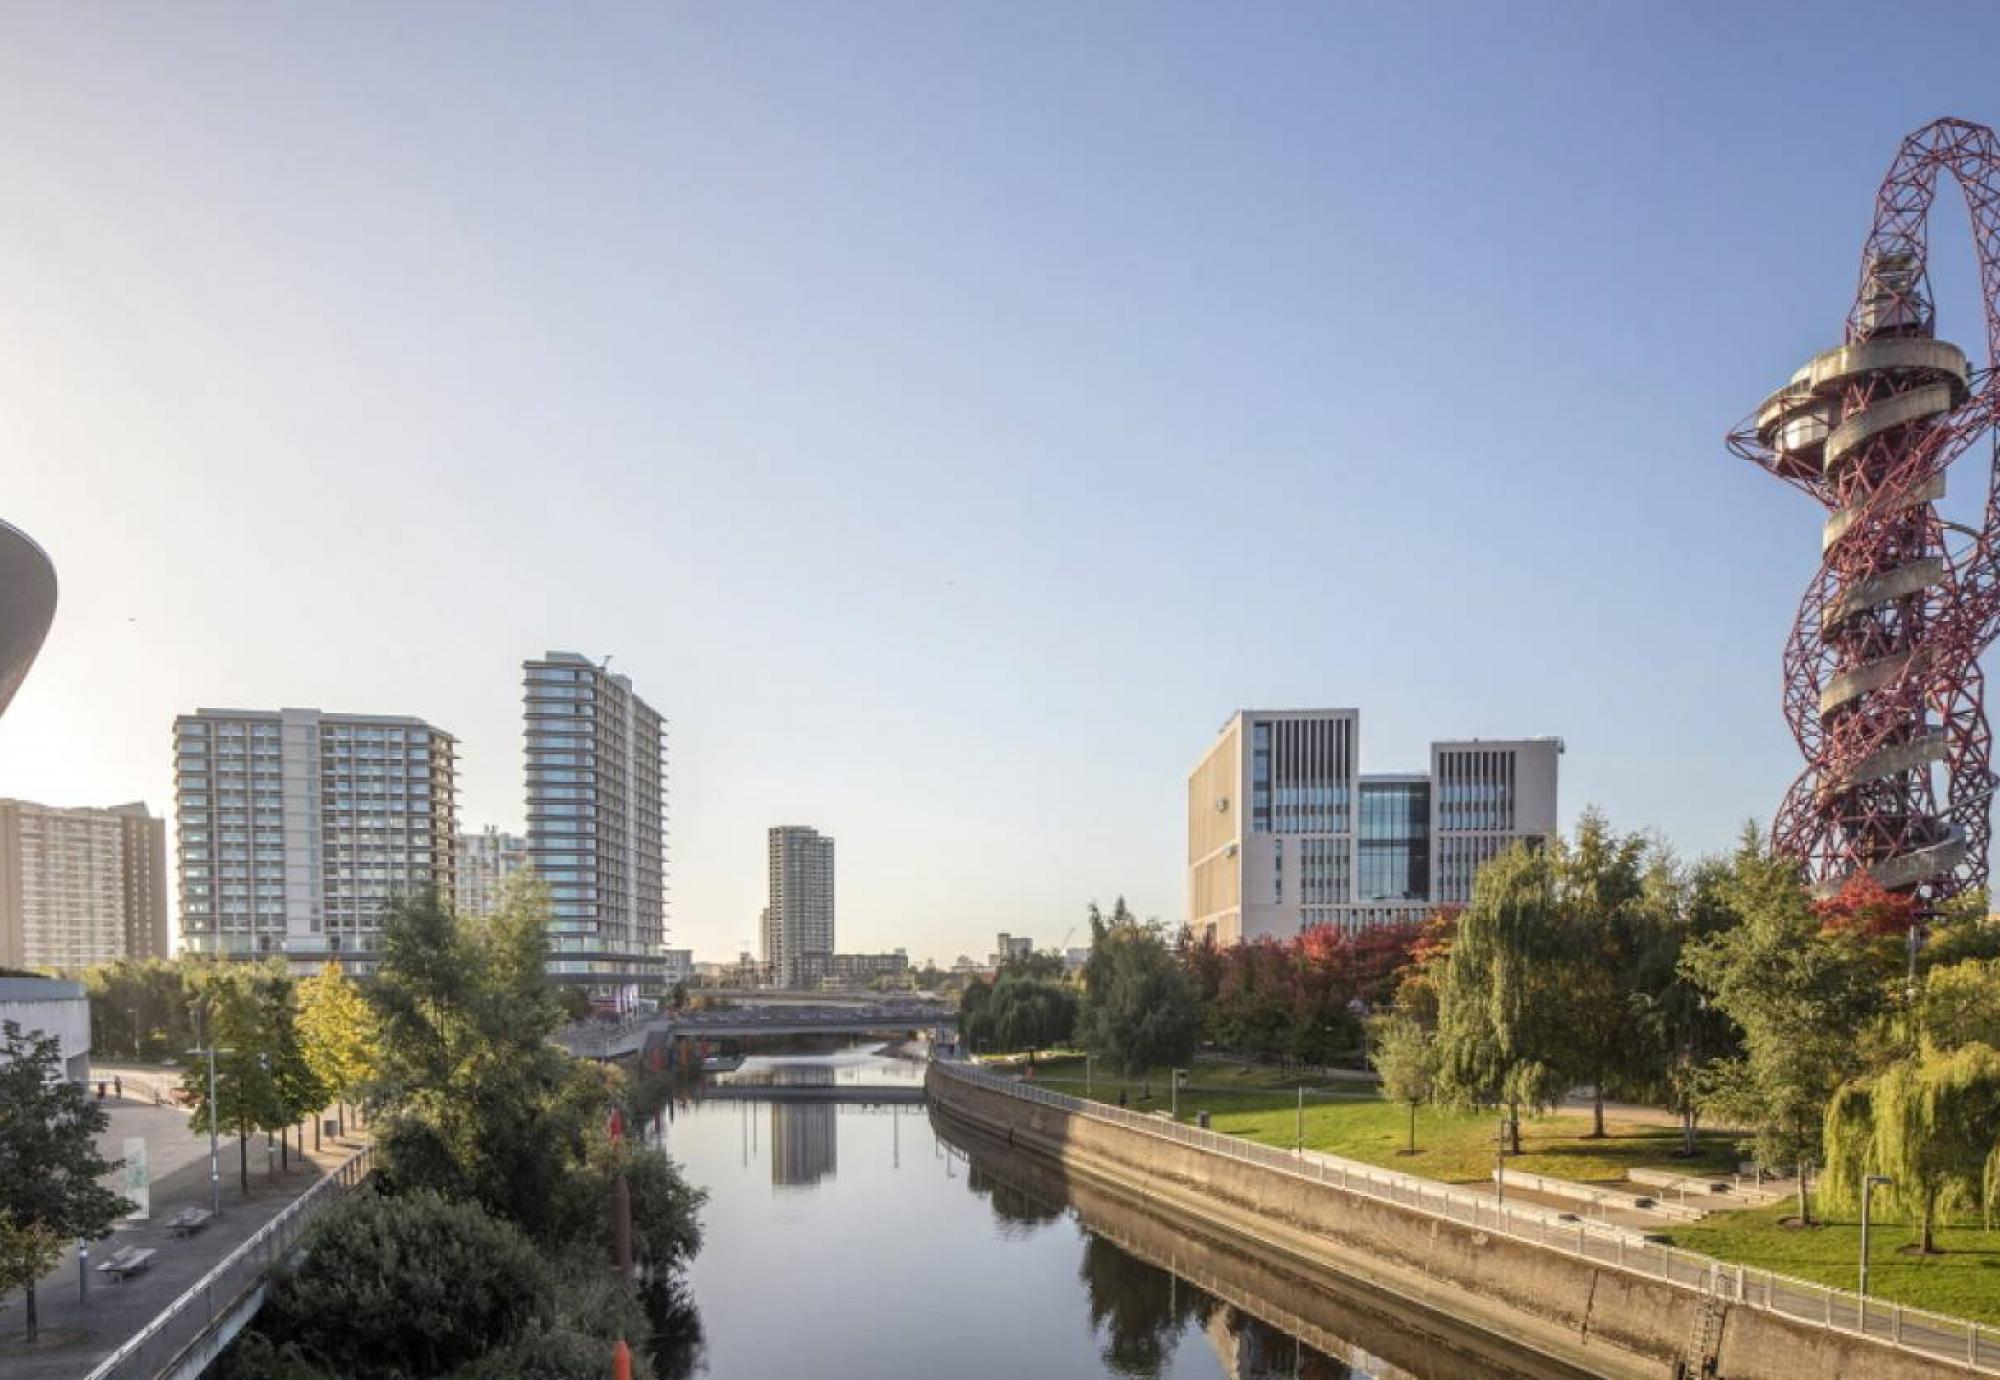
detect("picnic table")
(96, 1246), (157, 1281)
(167, 1206), (215, 1237)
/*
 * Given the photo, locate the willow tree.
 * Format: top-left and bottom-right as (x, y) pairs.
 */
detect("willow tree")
(1823, 957), (2000, 1253)
(1825, 1043), (2000, 1253)
(1434, 844), (1569, 1154)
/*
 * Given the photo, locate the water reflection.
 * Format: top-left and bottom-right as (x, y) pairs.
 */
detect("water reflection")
(660, 1047), (1569, 1380)
(1081, 1230), (1212, 1376)
(769, 1100), (837, 1187)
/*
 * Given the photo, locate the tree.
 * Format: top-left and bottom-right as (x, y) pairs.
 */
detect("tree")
(298, 961), (376, 1138)
(222, 1189), (653, 1380)
(1433, 844), (1570, 1153)
(1680, 826), (1886, 1222)
(1369, 1014), (1436, 1155)
(1821, 955), (2000, 1253)
(0, 1022), (131, 1341)
(1078, 900), (1199, 1077)
(1545, 812), (1665, 1137)
(0, 1213), (63, 1342)
(368, 882), (585, 1234)
(183, 966), (286, 1194)
(986, 976), (1079, 1069)
(83, 957), (199, 1061)
(1636, 855), (1743, 1157)
(1825, 1042), (2000, 1253)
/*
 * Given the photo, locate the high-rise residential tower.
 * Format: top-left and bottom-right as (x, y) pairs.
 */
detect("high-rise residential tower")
(0, 800), (168, 970)
(1188, 709), (1560, 943)
(763, 825), (834, 989)
(523, 653), (667, 999)
(454, 826), (530, 919)
(174, 708), (457, 972)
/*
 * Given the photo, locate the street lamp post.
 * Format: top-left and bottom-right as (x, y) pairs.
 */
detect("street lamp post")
(1861, 1174), (1894, 1299)
(1495, 1116), (1508, 1206)
(1296, 1085), (1305, 1154)
(1086, 1055), (1095, 1101)
(188, 1003), (223, 1216)
(1171, 1068), (1186, 1121)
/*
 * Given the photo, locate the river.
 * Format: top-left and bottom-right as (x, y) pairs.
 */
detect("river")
(652, 1045), (1584, 1380)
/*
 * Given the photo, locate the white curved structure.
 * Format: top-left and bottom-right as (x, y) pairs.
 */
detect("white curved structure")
(0, 518), (56, 720)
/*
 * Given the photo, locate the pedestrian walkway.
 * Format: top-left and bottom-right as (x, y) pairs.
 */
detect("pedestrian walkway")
(0, 1095), (361, 1380)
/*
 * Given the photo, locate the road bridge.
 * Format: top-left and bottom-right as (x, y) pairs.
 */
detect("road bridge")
(555, 1003), (956, 1060)
(696, 1084), (926, 1105)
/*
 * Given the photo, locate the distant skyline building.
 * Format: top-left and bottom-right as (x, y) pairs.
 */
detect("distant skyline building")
(763, 825), (834, 989)
(174, 708), (458, 971)
(0, 800), (168, 970)
(1188, 709), (1561, 943)
(990, 932), (1033, 967)
(793, 949), (908, 988)
(523, 652), (668, 998)
(454, 826), (530, 918)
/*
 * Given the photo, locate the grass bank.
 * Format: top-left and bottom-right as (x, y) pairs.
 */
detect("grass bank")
(1017, 1054), (1737, 1182)
(1000, 1054), (2000, 1324)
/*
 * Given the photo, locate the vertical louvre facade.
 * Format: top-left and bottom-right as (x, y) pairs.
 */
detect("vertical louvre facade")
(1188, 710), (1559, 942)
(524, 653), (667, 998)
(1431, 740), (1558, 905)
(174, 708), (457, 972)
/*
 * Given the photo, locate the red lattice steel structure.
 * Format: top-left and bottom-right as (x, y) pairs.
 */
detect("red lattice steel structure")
(1729, 117), (2000, 909)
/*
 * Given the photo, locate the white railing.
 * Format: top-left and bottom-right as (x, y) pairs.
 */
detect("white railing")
(82, 1143), (375, 1380)
(933, 1061), (1997, 1375)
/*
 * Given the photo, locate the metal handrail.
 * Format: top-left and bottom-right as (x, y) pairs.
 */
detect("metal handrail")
(81, 1142), (375, 1380)
(932, 1061), (1994, 1374)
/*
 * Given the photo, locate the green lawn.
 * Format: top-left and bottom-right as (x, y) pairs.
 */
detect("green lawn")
(1003, 1055), (2000, 1326)
(1669, 1204), (2000, 1327)
(1020, 1055), (1740, 1183)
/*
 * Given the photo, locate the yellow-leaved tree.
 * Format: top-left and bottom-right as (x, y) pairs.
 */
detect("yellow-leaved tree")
(297, 960), (377, 1141)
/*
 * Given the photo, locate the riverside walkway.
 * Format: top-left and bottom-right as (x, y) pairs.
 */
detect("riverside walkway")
(3, 1096), (369, 1380)
(933, 1059), (1997, 1377)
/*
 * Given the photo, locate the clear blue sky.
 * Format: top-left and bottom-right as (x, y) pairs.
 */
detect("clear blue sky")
(4, 4), (1999, 964)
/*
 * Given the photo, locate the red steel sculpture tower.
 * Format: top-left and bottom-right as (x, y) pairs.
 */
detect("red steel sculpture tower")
(1731, 117), (2000, 909)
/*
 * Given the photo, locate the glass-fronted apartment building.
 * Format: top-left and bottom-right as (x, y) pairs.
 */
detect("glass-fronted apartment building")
(174, 708), (457, 972)
(1188, 709), (1560, 943)
(523, 653), (667, 1001)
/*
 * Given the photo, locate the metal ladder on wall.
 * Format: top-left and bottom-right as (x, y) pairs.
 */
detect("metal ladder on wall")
(1674, 1265), (1728, 1379)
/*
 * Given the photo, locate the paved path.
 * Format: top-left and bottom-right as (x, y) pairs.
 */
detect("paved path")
(0, 1095), (360, 1380)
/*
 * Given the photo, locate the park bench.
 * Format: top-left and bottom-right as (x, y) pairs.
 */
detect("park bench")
(167, 1207), (214, 1237)
(96, 1246), (157, 1281)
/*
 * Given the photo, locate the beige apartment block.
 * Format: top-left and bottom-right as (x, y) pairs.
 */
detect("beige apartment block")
(1188, 709), (1560, 944)
(455, 825), (530, 918)
(174, 708), (457, 974)
(0, 800), (168, 970)
(764, 825), (834, 989)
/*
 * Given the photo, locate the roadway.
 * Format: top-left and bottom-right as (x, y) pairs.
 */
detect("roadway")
(554, 1002), (957, 1059)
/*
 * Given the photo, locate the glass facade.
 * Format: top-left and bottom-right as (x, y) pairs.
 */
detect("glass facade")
(1357, 780), (1430, 901)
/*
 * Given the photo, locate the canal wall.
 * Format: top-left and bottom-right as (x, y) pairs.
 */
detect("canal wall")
(927, 1063), (1975, 1380)
(943, 1113), (1605, 1380)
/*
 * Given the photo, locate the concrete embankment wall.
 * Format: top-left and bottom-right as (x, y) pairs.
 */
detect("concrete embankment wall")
(927, 1065), (1971, 1380)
